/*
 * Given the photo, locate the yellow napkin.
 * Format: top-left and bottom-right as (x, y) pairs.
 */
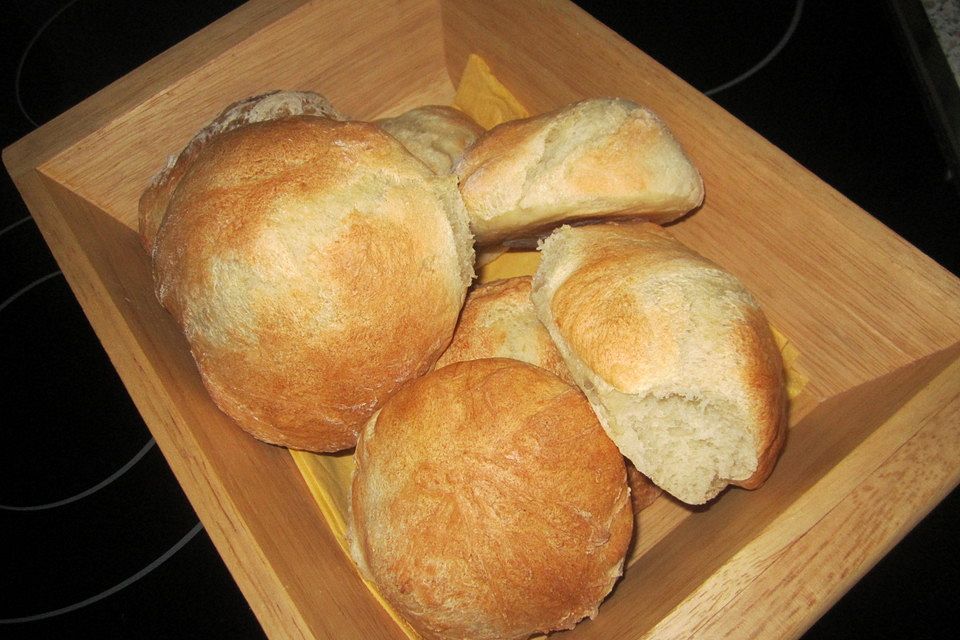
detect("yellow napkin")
(453, 54), (530, 128)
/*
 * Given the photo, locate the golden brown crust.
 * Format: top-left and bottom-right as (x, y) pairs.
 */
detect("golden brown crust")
(138, 90), (345, 254)
(152, 116), (473, 452)
(376, 105), (484, 174)
(548, 224), (702, 393)
(434, 276), (573, 384)
(453, 98), (704, 245)
(531, 222), (786, 503)
(350, 358), (633, 640)
(730, 306), (790, 490)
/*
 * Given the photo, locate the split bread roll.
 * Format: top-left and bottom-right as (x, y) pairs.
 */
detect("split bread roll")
(453, 98), (704, 246)
(139, 90), (345, 254)
(376, 105), (484, 175)
(531, 222), (786, 505)
(434, 276), (573, 384)
(151, 116), (474, 452)
(349, 358), (633, 640)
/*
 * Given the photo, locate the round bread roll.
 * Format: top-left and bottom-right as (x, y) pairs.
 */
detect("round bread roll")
(376, 105), (484, 175)
(350, 358), (633, 640)
(434, 276), (573, 384)
(531, 222), (786, 505)
(139, 90), (345, 254)
(152, 116), (474, 452)
(452, 97), (704, 246)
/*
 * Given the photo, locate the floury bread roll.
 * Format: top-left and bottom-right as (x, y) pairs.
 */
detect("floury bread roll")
(138, 90), (345, 253)
(349, 358), (632, 640)
(152, 116), (474, 452)
(434, 276), (573, 384)
(453, 98), (704, 246)
(376, 105), (484, 175)
(531, 223), (786, 505)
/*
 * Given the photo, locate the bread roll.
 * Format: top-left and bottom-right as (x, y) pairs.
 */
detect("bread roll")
(453, 98), (703, 246)
(139, 90), (345, 254)
(376, 105), (484, 174)
(349, 358), (632, 640)
(152, 116), (474, 452)
(531, 222), (786, 505)
(434, 276), (572, 384)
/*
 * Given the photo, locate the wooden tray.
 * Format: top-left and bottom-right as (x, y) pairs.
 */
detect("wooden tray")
(4, 1), (960, 637)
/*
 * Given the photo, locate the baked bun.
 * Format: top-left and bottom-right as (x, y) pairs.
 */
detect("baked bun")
(376, 105), (484, 174)
(531, 222), (786, 505)
(139, 90), (345, 254)
(453, 98), (703, 246)
(434, 276), (572, 384)
(350, 358), (633, 640)
(152, 116), (474, 452)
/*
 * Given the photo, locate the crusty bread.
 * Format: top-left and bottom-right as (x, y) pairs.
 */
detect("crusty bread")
(434, 276), (573, 384)
(376, 105), (484, 175)
(453, 98), (704, 246)
(138, 90), (345, 254)
(349, 358), (632, 640)
(531, 222), (786, 505)
(152, 116), (474, 452)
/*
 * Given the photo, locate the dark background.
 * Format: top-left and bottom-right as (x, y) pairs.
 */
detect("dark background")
(1, 1), (957, 638)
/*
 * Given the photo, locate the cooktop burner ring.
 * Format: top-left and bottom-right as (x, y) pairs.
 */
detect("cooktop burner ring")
(0, 209), (203, 625)
(0, 521), (204, 625)
(0, 437), (156, 512)
(705, 0), (805, 96)
(14, 0), (83, 128)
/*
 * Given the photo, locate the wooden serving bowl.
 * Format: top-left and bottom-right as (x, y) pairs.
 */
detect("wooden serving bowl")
(5, 1), (960, 637)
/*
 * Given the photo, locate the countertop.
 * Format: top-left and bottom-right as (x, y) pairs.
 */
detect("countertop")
(1, 1), (957, 638)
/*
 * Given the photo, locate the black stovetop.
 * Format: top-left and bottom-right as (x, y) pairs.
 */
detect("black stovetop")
(2, 1), (958, 638)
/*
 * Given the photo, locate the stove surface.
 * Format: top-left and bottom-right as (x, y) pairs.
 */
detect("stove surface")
(2, 1), (957, 638)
